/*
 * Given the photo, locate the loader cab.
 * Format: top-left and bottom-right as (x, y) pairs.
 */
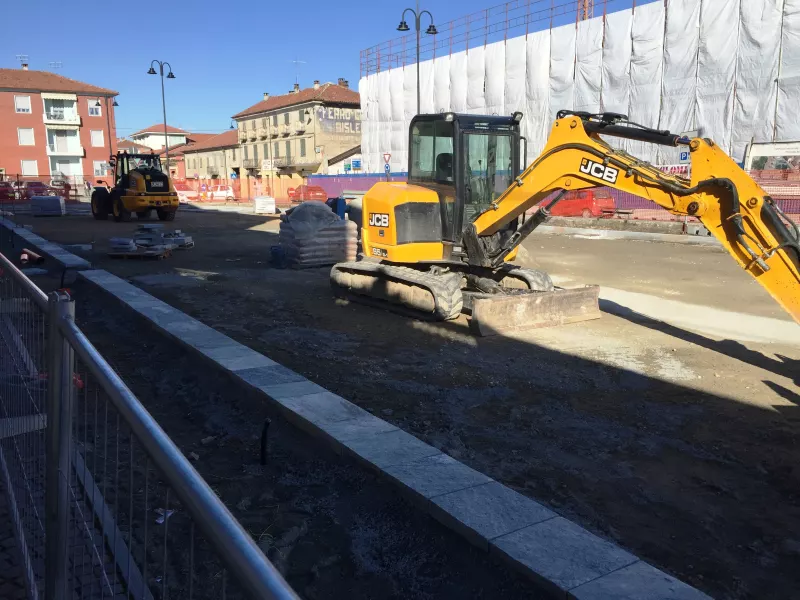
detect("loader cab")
(113, 152), (162, 191)
(408, 112), (521, 244)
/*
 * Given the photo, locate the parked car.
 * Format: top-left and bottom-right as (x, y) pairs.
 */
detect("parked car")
(0, 181), (19, 202)
(544, 189), (616, 218)
(208, 185), (235, 201)
(288, 184), (327, 202)
(22, 181), (58, 200)
(174, 183), (199, 203)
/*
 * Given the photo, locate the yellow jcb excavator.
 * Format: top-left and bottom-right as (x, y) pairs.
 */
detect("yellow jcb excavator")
(331, 111), (800, 334)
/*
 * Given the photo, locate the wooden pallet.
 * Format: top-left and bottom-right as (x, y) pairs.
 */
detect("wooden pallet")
(107, 248), (172, 260)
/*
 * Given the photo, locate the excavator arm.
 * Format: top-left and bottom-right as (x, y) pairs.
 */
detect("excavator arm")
(464, 112), (800, 324)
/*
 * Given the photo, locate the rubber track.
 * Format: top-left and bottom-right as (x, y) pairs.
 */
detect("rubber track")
(331, 262), (464, 320)
(496, 267), (554, 292)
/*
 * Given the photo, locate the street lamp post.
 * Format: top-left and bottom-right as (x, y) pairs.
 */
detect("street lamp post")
(147, 60), (176, 171)
(397, 6), (437, 115)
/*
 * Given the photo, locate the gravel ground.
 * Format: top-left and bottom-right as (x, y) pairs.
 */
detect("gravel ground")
(5, 209), (800, 599)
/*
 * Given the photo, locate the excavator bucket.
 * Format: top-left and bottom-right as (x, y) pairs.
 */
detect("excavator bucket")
(468, 285), (601, 336)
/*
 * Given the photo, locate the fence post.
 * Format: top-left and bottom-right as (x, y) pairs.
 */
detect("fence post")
(45, 291), (75, 600)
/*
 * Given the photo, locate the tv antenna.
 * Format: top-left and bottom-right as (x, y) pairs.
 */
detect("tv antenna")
(15, 54), (29, 67)
(289, 57), (306, 85)
(49, 61), (63, 70)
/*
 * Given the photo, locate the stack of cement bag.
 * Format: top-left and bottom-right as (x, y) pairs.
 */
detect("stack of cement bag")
(279, 201), (357, 268)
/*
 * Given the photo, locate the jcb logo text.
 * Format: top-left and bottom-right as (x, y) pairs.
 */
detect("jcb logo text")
(369, 213), (390, 227)
(579, 159), (619, 184)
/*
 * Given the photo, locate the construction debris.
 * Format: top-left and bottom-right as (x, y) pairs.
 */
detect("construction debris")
(133, 225), (194, 250)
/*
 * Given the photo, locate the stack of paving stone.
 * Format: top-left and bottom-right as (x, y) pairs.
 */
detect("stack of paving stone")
(109, 238), (137, 253)
(278, 201), (357, 268)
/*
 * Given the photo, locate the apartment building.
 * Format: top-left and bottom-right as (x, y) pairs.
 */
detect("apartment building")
(0, 65), (118, 182)
(182, 130), (240, 180)
(231, 79), (360, 192)
(129, 124), (189, 150)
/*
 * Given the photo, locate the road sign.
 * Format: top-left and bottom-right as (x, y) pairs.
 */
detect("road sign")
(679, 150), (690, 164)
(383, 152), (391, 164)
(352, 159), (361, 169)
(384, 163), (391, 173)
(344, 162), (351, 172)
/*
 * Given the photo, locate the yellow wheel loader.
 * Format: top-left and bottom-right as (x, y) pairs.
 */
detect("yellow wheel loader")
(91, 152), (179, 222)
(331, 111), (800, 334)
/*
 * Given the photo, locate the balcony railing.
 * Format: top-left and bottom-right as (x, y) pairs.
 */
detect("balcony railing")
(294, 122), (306, 133)
(247, 130), (257, 141)
(269, 126), (279, 138)
(242, 158), (260, 169)
(43, 112), (81, 126)
(257, 127), (268, 139)
(238, 131), (247, 143)
(46, 144), (84, 157)
(280, 124), (291, 136)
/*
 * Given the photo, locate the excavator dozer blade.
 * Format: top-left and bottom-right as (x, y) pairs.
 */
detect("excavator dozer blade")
(469, 285), (601, 336)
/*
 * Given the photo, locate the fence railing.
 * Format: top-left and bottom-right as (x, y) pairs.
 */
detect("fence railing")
(0, 251), (299, 600)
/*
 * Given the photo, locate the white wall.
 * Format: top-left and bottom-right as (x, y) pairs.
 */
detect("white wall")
(360, 0), (799, 172)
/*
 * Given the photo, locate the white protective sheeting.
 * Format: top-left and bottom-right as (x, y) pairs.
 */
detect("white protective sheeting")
(449, 50), (469, 113)
(359, 3), (796, 172)
(485, 41), (506, 115)
(776, 0), (800, 140)
(433, 54), (451, 113)
(601, 10), (632, 115)
(658, 0), (700, 164)
(504, 36), (527, 116)
(574, 17), (604, 113)
(467, 46), (487, 112)
(549, 23), (576, 124)
(628, 1), (665, 160)
(391, 67), (407, 172)
(731, 0), (785, 160)
(696, 0), (741, 156)
(526, 29), (552, 153)
(420, 59), (435, 115)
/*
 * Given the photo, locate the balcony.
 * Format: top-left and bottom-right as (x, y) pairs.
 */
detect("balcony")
(247, 130), (257, 141)
(238, 131), (247, 143)
(242, 158), (260, 169)
(43, 111), (81, 126)
(47, 144), (84, 157)
(294, 122), (306, 134)
(269, 126), (279, 138)
(257, 127), (268, 139)
(280, 124), (291, 136)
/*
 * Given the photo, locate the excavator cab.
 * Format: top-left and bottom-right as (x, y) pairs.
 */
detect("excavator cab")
(407, 112), (522, 245)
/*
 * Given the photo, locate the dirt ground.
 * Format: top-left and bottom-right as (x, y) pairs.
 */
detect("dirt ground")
(6, 208), (800, 599)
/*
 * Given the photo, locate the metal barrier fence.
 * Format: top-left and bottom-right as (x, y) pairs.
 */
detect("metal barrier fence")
(0, 252), (299, 600)
(1, 175), (88, 204)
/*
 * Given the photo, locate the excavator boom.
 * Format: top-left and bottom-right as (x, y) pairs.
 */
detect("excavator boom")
(467, 112), (800, 324)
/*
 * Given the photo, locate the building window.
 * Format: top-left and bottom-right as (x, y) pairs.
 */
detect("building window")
(17, 128), (34, 146)
(90, 130), (104, 147)
(300, 138), (306, 157)
(93, 160), (108, 176)
(285, 140), (291, 158)
(253, 145), (259, 161)
(298, 109), (304, 122)
(244, 145), (249, 160)
(232, 148), (237, 160)
(272, 115), (278, 126)
(274, 142), (280, 157)
(283, 113), (289, 125)
(20, 160), (38, 176)
(88, 100), (102, 117)
(14, 95), (31, 113)
(262, 118), (267, 127)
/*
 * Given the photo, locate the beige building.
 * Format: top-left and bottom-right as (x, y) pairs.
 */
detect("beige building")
(232, 79), (360, 195)
(182, 129), (239, 179)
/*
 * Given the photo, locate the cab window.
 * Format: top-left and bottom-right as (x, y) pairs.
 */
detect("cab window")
(410, 120), (454, 184)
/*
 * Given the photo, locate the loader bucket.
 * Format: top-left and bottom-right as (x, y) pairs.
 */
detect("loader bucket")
(468, 285), (601, 336)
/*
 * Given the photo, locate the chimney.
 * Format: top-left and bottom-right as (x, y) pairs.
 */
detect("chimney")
(293, 83), (300, 93)
(337, 77), (345, 87)
(21, 62), (29, 71)
(313, 80), (320, 90)
(263, 92), (269, 101)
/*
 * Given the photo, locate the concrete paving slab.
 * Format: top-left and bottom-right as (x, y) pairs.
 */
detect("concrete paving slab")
(568, 561), (713, 600)
(492, 517), (638, 596)
(384, 453), (492, 500)
(343, 428), (441, 470)
(430, 481), (556, 551)
(234, 364), (306, 387)
(259, 380), (328, 399)
(278, 392), (370, 426)
(200, 345), (278, 371)
(318, 413), (398, 442)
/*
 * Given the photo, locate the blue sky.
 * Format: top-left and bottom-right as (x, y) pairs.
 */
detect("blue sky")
(2, 0), (642, 137)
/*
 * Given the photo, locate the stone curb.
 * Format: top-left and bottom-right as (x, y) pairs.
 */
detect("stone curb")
(537, 224), (721, 246)
(77, 267), (712, 600)
(0, 217), (91, 271)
